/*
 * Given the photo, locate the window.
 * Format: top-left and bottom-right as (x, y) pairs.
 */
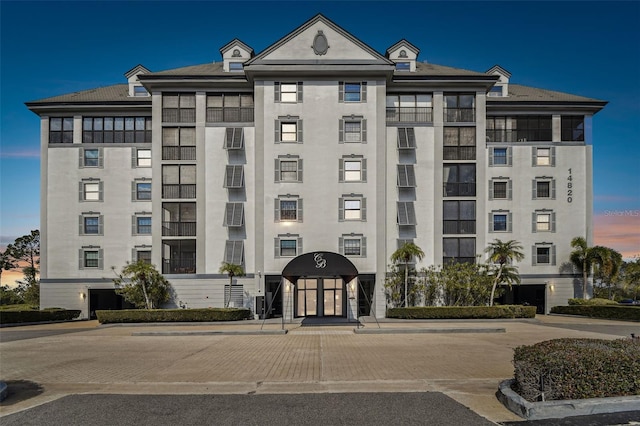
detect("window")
(533, 147), (555, 166)
(275, 197), (302, 222)
(489, 179), (512, 200)
(443, 200), (476, 234)
(339, 235), (366, 257)
(50, 117), (74, 143)
(340, 82), (366, 102)
(83, 117), (151, 143)
(386, 95), (433, 122)
(163, 239), (196, 274)
(224, 240), (244, 265)
(488, 86), (503, 97)
(339, 158), (366, 182)
(162, 94), (195, 123)
(207, 93), (254, 122)
(79, 214), (102, 235)
(274, 235), (302, 258)
(133, 85), (148, 97)
(224, 165), (244, 188)
(561, 116), (584, 141)
(395, 62), (410, 71)
(443, 164), (476, 196)
(224, 202), (244, 227)
(397, 164), (416, 187)
(397, 201), (416, 226)
(134, 149), (151, 167)
(136, 250), (151, 263)
(397, 128), (416, 148)
(512, 116), (552, 142)
(162, 128), (195, 160)
(444, 94), (475, 122)
(134, 216), (151, 235)
(79, 247), (103, 270)
(80, 180), (103, 201)
(275, 157), (302, 182)
(443, 237), (476, 264)
(162, 165), (196, 198)
(339, 118), (367, 143)
(275, 82), (302, 103)
(489, 147), (511, 166)
(444, 127), (476, 160)
(80, 148), (102, 168)
(533, 178), (555, 199)
(533, 245), (556, 265)
(132, 181), (151, 201)
(162, 202), (196, 236)
(339, 197), (366, 221)
(229, 62), (243, 71)
(489, 211), (512, 233)
(275, 117), (303, 143)
(224, 128), (244, 150)
(533, 211), (556, 233)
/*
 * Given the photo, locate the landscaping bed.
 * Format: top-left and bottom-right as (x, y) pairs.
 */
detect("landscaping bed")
(386, 305), (536, 319)
(551, 305), (640, 321)
(0, 308), (81, 324)
(96, 308), (252, 324)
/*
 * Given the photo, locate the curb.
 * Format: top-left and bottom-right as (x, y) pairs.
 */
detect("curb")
(354, 327), (506, 334)
(131, 330), (288, 336)
(497, 378), (640, 420)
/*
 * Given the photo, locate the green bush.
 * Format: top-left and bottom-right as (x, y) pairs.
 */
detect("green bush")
(513, 338), (640, 401)
(551, 305), (640, 321)
(386, 305), (536, 319)
(0, 309), (81, 324)
(568, 298), (618, 306)
(96, 308), (253, 324)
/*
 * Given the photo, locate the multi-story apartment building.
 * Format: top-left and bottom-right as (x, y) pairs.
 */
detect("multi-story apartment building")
(27, 14), (606, 320)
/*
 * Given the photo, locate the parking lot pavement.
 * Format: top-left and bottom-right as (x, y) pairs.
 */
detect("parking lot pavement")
(0, 315), (637, 423)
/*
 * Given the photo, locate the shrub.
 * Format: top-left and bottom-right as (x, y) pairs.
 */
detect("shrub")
(96, 308), (252, 324)
(0, 309), (81, 324)
(551, 305), (640, 321)
(568, 298), (618, 306)
(513, 338), (640, 401)
(386, 305), (536, 319)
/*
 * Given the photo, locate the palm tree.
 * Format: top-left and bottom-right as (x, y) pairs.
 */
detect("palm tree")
(485, 239), (525, 306)
(570, 237), (600, 299)
(592, 246), (622, 299)
(219, 262), (245, 308)
(390, 242), (425, 307)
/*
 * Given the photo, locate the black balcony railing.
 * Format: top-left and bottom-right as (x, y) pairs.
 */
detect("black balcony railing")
(162, 184), (196, 199)
(443, 146), (476, 161)
(444, 108), (475, 123)
(162, 146), (196, 161)
(386, 107), (433, 123)
(162, 109), (195, 123)
(444, 183), (476, 197)
(163, 258), (196, 274)
(443, 257), (476, 265)
(206, 107), (254, 123)
(162, 221), (196, 236)
(443, 220), (476, 234)
(486, 129), (552, 142)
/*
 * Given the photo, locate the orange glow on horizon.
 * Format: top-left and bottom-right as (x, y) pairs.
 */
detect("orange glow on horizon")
(593, 213), (640, 259)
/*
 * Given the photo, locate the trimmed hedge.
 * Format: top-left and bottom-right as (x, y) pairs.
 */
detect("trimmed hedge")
(551, 305), (640, 321)
(568, 298), (618, 306)
(96, 308), (253, 324)
(513, 338), (640, 401)
(0, 309), (81, 324)
(386, 305), (536, 319)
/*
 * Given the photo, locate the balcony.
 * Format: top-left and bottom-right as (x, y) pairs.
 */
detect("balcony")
(162, 184), (196, 199)
(162, 109), (196, 123)
(162, 146), (196, 161)
(444, 108), (475, 123)
(162, 258), (196, 274)
(206, 107), (254, 123)
(443, 146), (476, 161)
(444, 183), (476, 197)
(162, 221), (196, 236)
(443, 220), (476, 234)
(386, 107), (433, 123)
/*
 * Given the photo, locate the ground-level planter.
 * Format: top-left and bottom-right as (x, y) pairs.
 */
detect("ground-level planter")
(497, 379), (640, 420)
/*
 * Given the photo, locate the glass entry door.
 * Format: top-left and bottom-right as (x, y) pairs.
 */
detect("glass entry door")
(296, 278), (344, 317)
(322, 278), (343, 316)
(297, 279), (317, 317)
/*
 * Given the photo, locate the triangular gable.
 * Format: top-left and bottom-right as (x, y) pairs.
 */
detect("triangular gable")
(246, 14), (393, 65)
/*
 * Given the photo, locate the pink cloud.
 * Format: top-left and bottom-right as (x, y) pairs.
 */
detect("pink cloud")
(593, 213), (640, 259)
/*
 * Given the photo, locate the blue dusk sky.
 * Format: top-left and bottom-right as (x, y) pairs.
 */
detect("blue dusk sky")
(1, 1), (639, 266)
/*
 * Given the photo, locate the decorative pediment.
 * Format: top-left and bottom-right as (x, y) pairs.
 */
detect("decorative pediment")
(220, 39), (254, 72)
(486, 65), (511, 97)
(386, 40), (420, 72)
(124, 64), (151, 97)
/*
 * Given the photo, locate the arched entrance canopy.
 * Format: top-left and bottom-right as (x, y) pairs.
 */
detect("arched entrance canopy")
(281, 251), (359, 283)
